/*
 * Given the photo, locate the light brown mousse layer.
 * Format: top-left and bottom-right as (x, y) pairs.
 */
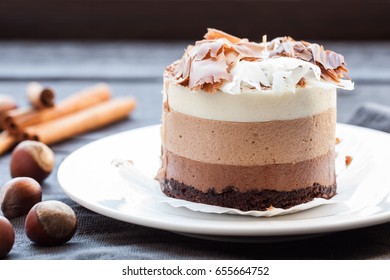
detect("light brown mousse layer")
(163, 108), (336, 166)
(162, 149), (336, 193)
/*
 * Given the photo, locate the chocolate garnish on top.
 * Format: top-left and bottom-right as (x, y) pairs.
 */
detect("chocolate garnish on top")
(169, 28), (351, 93)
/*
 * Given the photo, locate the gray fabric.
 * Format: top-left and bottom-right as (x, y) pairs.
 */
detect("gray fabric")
(348, 102), (390, 133)
(2, 102), (390, 260)
(8, 197), (390, 260)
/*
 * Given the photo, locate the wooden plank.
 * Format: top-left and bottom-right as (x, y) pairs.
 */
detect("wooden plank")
(0, 0), (389, 40)
(0, 41), (184, 80)
(0, 41), (389, 82)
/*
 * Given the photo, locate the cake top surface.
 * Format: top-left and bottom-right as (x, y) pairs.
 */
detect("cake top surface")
(166, 29), (354, 94)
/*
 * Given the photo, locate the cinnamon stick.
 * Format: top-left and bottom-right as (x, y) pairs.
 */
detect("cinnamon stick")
(0, 95), (18, 130)
(22, 97), (137, 145)
(27, 82), (55, 109)
(0, 131), (16, 155)
(2, 83), (111, 134)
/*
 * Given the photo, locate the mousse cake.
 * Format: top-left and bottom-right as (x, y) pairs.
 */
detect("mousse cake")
(156, 29), (353, 211)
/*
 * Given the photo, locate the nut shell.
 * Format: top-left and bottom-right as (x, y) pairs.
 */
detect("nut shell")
(0, 177), (42, 219)
(10, 140), (55, 183)
(0, 216), (15, 258)
(25, 200), (77, 246)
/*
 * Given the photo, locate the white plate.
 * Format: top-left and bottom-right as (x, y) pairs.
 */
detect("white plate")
(58, 124), (390, 241)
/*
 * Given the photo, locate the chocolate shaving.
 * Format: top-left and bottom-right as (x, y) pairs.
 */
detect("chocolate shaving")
(310, 45), (346, 70)
(204, 28), (241, 43)
(293, 42), (313, 61)
(169, 29), (351, 93)
(297, 78), (306, 87)
(172, 32), (264, 92)
(271, 37), (349, 83)
(193, 40), (225, 60)
(345, 155), (353, 166)
(234, 42), (264, 60)
(188, 55), (233, 92)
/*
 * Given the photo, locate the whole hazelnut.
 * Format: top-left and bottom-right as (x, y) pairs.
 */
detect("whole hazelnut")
(10, 140), (55, 183)
(25, 200), (77, 246)
(0, 177), (42, 219)
(0, 216), (15, 258)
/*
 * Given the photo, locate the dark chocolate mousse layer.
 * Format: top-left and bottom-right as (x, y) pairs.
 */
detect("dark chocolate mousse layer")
(161, 149), (336, 192)
(161, 179), (337, 211)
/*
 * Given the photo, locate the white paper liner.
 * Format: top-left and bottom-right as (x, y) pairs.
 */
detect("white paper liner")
(112, 136), (389, 217)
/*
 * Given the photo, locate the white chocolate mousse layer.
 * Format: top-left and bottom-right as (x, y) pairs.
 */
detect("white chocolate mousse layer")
(166, 83), (336, 122)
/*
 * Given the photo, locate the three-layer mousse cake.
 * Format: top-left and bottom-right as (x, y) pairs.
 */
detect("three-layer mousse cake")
(156, 29), (353, 211)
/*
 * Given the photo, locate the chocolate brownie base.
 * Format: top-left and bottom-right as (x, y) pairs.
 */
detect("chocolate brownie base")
(161, 179), (337, 211)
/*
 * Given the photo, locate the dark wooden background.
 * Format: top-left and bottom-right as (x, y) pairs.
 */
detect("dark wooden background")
(0, 0), (389, 40)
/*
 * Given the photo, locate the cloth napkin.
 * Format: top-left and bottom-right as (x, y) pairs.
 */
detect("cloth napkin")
(348, 102), (390, 133)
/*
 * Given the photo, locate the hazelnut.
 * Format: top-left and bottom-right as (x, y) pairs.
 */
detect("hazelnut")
(25, 200), (77, 246)
(0, 177), (42, 219)
(0, 216), (15, 258)
(10, 140), (55, 183)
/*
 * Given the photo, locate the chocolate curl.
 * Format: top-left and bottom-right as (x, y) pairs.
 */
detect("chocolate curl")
(188, 54), (233, 92)
(204, 28), (241, 43)
(271, 37), (349, 83)
(173, 29), (264, 93)
(172, 29), (352, 92)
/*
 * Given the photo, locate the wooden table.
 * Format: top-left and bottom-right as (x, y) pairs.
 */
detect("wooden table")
(1, 41), (390, 259)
